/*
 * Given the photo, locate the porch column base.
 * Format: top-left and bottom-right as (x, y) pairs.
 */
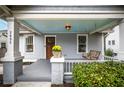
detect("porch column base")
(3, 59), (23, 84)
(50, 57), (65, 84)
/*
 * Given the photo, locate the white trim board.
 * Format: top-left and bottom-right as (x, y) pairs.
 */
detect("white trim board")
(24, 34), (35, 55)
(77, 34), (88, 54)
(12, 10), (124, 14)
(14, 14), (124, 19)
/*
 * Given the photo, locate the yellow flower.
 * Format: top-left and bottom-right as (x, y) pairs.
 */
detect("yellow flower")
(52, 45), (62, 51)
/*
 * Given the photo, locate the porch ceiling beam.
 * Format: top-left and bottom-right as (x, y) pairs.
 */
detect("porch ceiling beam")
(90, 19), (122, 35)
(14, 14), (124, 20)
(0, 6), (12, 16)
(17, 21), (42, 35)
(0, 13), (7, 20)
(0, 13), (6, 18)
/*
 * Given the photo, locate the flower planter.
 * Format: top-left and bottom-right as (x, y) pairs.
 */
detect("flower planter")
(52, 51), (62, 58)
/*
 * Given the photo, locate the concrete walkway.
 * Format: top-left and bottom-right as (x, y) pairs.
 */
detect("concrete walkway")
(17, 59), (51, 82)
(12, 82), (51, 87)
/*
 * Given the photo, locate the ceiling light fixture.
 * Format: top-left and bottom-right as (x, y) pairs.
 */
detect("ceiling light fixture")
(65, 24), (71, 31)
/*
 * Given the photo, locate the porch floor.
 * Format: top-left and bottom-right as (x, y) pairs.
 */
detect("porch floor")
(17, 59), (51, 82)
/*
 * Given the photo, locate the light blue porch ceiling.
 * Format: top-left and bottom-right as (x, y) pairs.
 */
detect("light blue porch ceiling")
(20, 19), (121, 33)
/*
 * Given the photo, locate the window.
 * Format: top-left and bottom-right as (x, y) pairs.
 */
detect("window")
(77, 34), (88, 53)
(112, 40), (115, 45)
(108, 41), (111, 45)
(1, 43), (6, 48)
(26, 36), (33, 52)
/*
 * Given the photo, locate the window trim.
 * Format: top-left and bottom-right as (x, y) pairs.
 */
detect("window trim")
(77, 34), (88, 54)
(108, 40), (111, 45)
(112, 40), (115, 45)
(25, 34), (34, 53)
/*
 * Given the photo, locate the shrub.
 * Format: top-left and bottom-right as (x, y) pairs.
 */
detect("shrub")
(72, 61), (124, 87)
(52, 45), (62, 52)
(105, 48), (113, 57)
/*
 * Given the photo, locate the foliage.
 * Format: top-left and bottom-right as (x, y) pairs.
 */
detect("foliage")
(105, 48), (113, 57)
(52, 45), (62, 52)
(72, 61), (124, 87)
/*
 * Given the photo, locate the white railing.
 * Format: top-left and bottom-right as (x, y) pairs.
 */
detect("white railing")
(64, 60), (106, 75)
(64, 58), (118, 75)
(103, 55), (118, 60)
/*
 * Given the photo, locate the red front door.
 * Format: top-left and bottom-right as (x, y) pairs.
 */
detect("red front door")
(46, 37), (55, 59)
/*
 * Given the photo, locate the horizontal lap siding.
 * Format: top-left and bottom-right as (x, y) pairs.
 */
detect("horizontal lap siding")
(88, 33), (102, 59)
(56, 33), (102, 59)
(19, 33), (103, 60)
(88, 33), (102, 51)
(56, 34), (81, 58)
(19, 34), (44, 61)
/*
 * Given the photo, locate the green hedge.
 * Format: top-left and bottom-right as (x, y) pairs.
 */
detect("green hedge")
(72, 61), (124, 87)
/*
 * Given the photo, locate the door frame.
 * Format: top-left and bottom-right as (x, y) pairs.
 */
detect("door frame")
(44, 35), (56, 59)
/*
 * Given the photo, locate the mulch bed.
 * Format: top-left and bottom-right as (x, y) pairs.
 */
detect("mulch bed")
(0, 74), (12, 87)
(0, 84), (12, 87)
(51, 83), (75, 87)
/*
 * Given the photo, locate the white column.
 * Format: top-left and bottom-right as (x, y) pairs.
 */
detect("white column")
(2, 17), (23, 61)
(50, 57), (65, 84)
(1, 17), (24, 84)
(118, 19), (124, 61)
(102, 33), (105, 56)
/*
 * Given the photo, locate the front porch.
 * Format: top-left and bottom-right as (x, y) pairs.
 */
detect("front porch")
(16, 58), (116, 83)
(0, 5), (124, 85)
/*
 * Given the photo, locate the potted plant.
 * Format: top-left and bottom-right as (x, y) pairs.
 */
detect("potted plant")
(52, 45), (62, 58)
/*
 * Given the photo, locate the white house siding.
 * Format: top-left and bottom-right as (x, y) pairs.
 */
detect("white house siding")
(0, 32), (103, 61)
(56, 34), (80, 59)
(88, 33), (102, 52)
(118, 20), (124, 60)
(19, 34), (44, 62)
(50, 33), (103, 59)
(34, 34), (44, 59)
(106, 26), (119, 53)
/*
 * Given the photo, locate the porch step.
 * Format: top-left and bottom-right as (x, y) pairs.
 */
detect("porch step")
(17, 75), (51, 82)
(12, 82), (51, 87)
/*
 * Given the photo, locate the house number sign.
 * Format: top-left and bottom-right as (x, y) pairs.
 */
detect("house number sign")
(9, 30), (12, 44)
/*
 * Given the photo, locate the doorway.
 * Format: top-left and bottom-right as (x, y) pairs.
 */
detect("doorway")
(46, 36), (55, 59)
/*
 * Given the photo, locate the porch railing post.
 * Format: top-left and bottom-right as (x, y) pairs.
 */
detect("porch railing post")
(50, 57), (65, 85)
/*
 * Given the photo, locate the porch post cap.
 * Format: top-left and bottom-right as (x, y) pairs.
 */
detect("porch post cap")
(1, 56), (24, 62)
(50, 56), (65, 63)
